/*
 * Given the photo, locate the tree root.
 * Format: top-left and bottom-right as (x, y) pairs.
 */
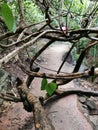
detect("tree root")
(16, 81), (55, 130)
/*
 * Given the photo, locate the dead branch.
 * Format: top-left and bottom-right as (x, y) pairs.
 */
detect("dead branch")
(0, 32), (39, 48)
(70, 28), (98, 35)
(57, 88), (98, 97)
(0, 27), (24, 41)
(1, 27), (98, 68)
(17, 59), (98, 81)
(0, 30), (56, 67)
(44, 88), (98, 104)
(16, 79), (55, 130)
(0, 92), (21, 102)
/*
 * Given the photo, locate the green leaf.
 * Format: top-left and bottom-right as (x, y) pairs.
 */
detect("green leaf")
(80, 0), (83, 4)
(1, 3), (16, 32)
(41, 78), (48, 90)
(46, 82), (57, 96)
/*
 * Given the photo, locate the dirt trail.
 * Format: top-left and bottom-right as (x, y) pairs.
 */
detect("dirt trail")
(0, 41), (93, 130)
(32, 42), (93, 130)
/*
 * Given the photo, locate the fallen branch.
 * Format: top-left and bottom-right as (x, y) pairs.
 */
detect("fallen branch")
(16, 80), (55, 130)
(44, 88), (98, 104)
(18, 60), (98, 81)
(57, 88), (98, 97)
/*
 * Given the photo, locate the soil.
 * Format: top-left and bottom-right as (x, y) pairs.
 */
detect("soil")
(0, 41), (98, 130)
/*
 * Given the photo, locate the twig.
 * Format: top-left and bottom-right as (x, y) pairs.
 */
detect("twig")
(0, 92), (21, 102)
(0, 31), (40, 48)
(0, 27), (24, 41)
(34, 61), (68, 73)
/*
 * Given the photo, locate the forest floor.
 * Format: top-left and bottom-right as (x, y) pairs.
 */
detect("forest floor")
(0, 41), (98, 130)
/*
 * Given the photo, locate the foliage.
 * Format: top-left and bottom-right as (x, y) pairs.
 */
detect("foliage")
(0, 3), (16, 32)
(41, 78), (57, 96)
(23, 0), (44, 24)
(0, 0), (44, 27)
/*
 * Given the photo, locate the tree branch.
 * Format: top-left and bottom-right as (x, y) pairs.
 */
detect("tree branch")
(0, 92), (21, 102)
(16, 80), (55, 130)
(44, 88), (98, 104)
(18, 0), (25, 27)
(17, 59), (98, 81)
(0, 30), (56, 67)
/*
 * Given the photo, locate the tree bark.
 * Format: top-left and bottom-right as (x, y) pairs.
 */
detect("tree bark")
(17, 83), (55, 130)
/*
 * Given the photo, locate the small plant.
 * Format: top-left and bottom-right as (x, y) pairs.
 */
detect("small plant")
(41, 78), (57, 96)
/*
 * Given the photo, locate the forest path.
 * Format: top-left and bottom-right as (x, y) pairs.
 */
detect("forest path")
(0, 41), (93, 130)
(32, 41), (93, 130)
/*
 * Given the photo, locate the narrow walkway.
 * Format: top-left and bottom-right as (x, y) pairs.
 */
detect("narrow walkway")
(32, 41), (93, 130)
